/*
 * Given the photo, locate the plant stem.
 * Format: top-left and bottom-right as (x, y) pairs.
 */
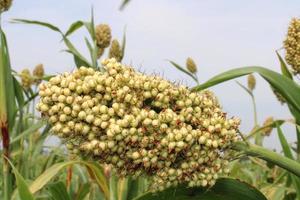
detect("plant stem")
(1, 125), (12, 200)
(250, 93), (263, 146)
(251, 93), (258, 126)
(296, 124), (300, 160)
(232, 141), (300, 177)
(66, 165), (73, 191)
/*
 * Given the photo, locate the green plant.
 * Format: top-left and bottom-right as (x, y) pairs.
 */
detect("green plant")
(1, 2), (300, 200)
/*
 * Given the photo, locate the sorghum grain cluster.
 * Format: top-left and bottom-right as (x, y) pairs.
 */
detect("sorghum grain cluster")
(247, 74), (256, 91)
(284, 18), (300, 75)
(0, 0), (12, 12)
(95, 24), (112, 59)
(36, 58), (240, 191)
(186, 57), (197, 74)
(109, 39), (123, 62)
(19, 64), (45, 89)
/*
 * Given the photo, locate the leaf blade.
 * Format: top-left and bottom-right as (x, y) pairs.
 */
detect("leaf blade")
(134, 178), (267, 200)
(169, 61), (198, 83)
(192, 66), (300, 116)
(7, 159), (35, 200)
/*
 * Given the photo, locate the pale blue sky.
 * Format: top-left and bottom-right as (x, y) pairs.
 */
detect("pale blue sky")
(2, 0), (300, 149)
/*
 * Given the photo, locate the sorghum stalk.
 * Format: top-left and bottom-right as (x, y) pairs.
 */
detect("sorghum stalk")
(0, 19), (12, 200)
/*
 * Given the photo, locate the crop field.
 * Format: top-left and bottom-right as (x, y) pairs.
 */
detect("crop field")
(0, 1), (300, 200)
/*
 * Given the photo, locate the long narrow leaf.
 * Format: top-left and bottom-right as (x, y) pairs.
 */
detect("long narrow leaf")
(0, 29), (17, 130)
(63, 37), (92, 68)
(13, 76), (24, 108)
(47, 181), (71, 200)
(65, 21), (84, 37)
(233, 141), (300, 177)
(12, 19), (62, 33)
(84, 37), (97, 68)
(276, 51), (293, 79)
(277, 124), (300, 198)
(10, 121), (46, 144)
(7, 159), (35, 200)
(193, 66), (300, 116)
(29, 160), (109, 200)
(134, 178), (267, 200)
(120, 0), (131, 10)
(235, 81), (252, 97)
(277, 123), (294, 159)
(169, 61), (198, 83)
(121, 28), (126, 61)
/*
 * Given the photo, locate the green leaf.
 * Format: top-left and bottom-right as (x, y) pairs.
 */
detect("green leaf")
(63, 37), (92, 68)
(110, 174), (118, 200)
(235, 81), (252, 97)
(74, 183), (90, 200)
(29, 161), (109, 200)
(13, 76), (24, 108)
(169, 61), (198, 83)
(84, 162), (110, 200)
(29, 161), (78, 194)
(277, 123), (294, 159)
(117, 177), (130, 200)
(296, 125), (300, 158)
(127, 177), (148, 200)
(24, 92), (38, 107)
(246, 119), (285, 140)
(276, 51), (293, 80)
(192, 66), (300, 116)
(134, 178), (267, 200)
(276, 124), (300, 199)
(120, 28), (126, 61)
(65, 21), (84, 37)
(120, 0), (131, 10)
(42, 75), (55, 81)
(0, 29), (17, 131)
(89, 9), (96, 41)
(232, 141), (300, 177)
(84, 37), (97, 68)
(12, 19), (62, 33)
(7, 159), (35, 200)
(10, 120), (46, 145)
(47, 181), (71, 200)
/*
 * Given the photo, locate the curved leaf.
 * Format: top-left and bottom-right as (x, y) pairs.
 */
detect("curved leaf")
(120, 0), (131, 10)
(233, 141), (300, 177)
(276, 124), (300, 198)
(29, 160), (109, 200)
(12, 19), (62, 33)
(47, 181), (71, 200)
(10, 120), (46, 145)
(63, 37), (92, 68)
(134, 178), (266, 200)
(169, 61), (198, 83)
(192, 66), (300, 115)
(65, 21), (84, 37)
(7, 159), (35, 200)
(276, 51), (293, 79)
(0, 29), (17, 131)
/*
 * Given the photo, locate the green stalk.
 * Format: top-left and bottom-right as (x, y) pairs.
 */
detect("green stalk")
(0, 15), (12, 200)
(232, 141), (300, 177)
(251, 93), (258, 126)
(0, 12), (18, 199)
(250, 93), (263, 146)
(296, 123), (300, 161)
(1, 127), (12, 200)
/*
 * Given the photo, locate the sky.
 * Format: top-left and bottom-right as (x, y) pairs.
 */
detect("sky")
(2, 0), (300, 150)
